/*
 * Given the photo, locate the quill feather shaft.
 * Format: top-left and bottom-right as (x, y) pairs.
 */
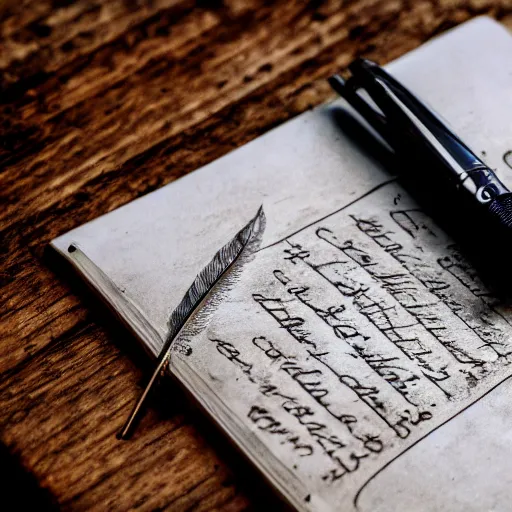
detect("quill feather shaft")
(119, 206), (265, 439)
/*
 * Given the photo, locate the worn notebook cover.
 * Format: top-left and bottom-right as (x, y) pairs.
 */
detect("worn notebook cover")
(52, 17), (512, 512)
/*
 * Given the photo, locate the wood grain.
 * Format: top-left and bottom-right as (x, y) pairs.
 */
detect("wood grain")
(1, 1), (511, 510)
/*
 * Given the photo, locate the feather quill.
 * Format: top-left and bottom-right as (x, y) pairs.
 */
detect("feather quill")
(119, 206), (266, 439)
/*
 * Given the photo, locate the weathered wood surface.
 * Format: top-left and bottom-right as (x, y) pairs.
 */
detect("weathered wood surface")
(1, 1), (511, 510)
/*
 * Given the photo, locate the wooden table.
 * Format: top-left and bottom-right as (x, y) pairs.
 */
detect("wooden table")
(2, 1), (511, 510)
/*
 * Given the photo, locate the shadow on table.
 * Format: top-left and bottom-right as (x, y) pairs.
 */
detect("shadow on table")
(0, 443), (58, 511)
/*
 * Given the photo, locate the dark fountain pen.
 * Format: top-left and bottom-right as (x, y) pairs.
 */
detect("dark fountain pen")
(328, 59), (512, 246)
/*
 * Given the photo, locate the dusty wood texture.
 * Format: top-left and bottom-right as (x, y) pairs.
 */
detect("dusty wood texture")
(1, 1), (511, 510)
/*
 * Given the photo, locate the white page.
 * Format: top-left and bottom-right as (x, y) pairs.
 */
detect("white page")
(52, 17), (512, 511)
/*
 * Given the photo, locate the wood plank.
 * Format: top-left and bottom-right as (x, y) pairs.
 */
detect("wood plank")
(2, 1), (511, 510)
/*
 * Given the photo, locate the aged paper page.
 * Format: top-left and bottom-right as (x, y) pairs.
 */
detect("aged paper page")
(51, 17), (512, 511)
(170, 181), (512, 511)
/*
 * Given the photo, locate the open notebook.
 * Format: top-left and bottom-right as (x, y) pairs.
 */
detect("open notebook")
(52, 17), (512, 512)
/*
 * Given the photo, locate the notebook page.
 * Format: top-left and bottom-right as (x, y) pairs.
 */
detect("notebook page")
(51, 17), (512, 511)
(170, 181), (512, 511)
(166, 19), (512, 511)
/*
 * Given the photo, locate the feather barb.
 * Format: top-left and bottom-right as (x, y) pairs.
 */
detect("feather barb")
(118, 206), (266, 439)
